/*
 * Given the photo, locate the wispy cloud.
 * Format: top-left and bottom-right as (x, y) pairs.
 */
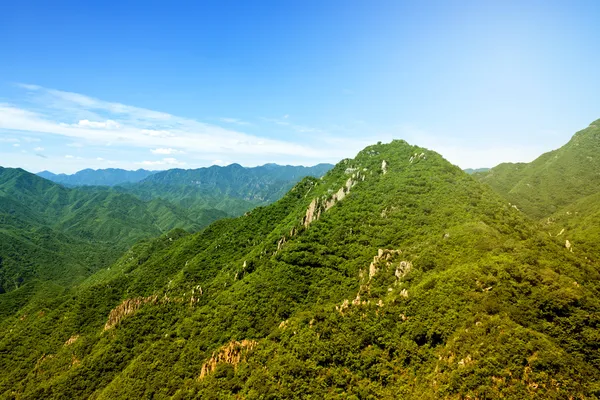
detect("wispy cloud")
(2, 84), (405, 173)
(139, 157), (185, 166)
(219, 117), (252, 126)
(2, 85), (322, 160)
(262, 117), (322, 133)
(150, 147), (183, 155)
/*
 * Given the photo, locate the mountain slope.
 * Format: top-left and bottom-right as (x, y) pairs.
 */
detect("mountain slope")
(542, 191), (600, 261)
(37, 168), (157, 186)
(120, 163), (334, 216)
(1, 141), (598, 399)
(0, 168), (210, 301)
(475, 119), (600, 218)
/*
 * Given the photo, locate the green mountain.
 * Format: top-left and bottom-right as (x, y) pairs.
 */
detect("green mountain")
(37, 168), (157, 187)
(474, 120), (600, 218)
(0, 168), (222, 308)
(118, 163), (334, 216)
(1, 141), (597, 399)
(463, 167), (490, 174)
(541, 191), (600, 261)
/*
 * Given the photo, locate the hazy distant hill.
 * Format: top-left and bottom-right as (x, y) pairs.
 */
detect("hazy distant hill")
(475, 119), (600, 218)
(1, 140), (597, 399)
(37, 168), (157, 187)
(0, 167), (220, 305)
(119, 163), (334, 216)
(463, 167), (490, 174)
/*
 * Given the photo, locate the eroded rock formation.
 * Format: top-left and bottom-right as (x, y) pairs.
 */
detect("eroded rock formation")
(104, 295), (158, 330)
(198, 339), (258, 379)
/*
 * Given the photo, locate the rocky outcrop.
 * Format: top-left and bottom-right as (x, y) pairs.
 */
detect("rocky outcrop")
(338, 249), (412, 313)
(409, 152), (426, 163)
(303, 177), (356, 228)
(395, 260), (412, 279)
(303, 198), (321, 228)
(64, 335), (79, 346)
(104, 295), (158, 330)
(199, 340), (258, 379)
(565, 239), (573, 252)
(368, 248), (402, 279)
(381, 160), (388, 174)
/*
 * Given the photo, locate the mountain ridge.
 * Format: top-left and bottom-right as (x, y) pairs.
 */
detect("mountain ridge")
(1, 139), (598, 398)
(475, 120), (600, 218)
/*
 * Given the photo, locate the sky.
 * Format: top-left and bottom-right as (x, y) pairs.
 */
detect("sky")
(1, 0), (599, 174)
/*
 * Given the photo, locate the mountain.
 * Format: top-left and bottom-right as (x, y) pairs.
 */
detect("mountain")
(463, 167), (490, 174)
(1, 141), (597, 399)
(0, 167), (222, 311)
(474, 119), (600, 218)
(119, 163), (334, 216)
(540, 191), (600, 261)
(37, 168), (157, 187)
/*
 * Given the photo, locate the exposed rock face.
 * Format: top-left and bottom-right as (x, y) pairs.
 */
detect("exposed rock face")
(381, 160), (388, 174)
(277, 236), (286, 251)
(368, 248), (402, 279)
(104, 295), (158, 330)
(198, 340), (258, 379)
(409, 152), (426, 163)
(64, 335), (79, 346)
(566, 239), (573, 252)
(338, 249), (412, 313)
(303, 177), (355, 228)
(303, 198), (321, 228)
(395, 260), (412, 279)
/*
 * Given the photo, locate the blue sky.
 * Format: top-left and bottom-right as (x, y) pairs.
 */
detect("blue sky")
(1, 0), (599, 173)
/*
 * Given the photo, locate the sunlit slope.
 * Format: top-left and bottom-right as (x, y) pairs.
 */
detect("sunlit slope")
(475, 119), (600, 218)
(1, 141), (598, 399)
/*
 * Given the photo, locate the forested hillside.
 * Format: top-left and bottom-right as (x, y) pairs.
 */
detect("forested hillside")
(475, 119), (600, 218)
(117, 163), (334, 216)
(1, 140), (597, 399)
(0, 168), (222, 317)
(37, 168), (157, 187)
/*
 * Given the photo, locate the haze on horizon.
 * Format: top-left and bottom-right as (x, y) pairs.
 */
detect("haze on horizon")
(1, 0), (599, 174)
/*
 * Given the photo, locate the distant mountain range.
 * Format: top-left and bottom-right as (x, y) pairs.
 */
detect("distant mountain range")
(3, 125), (600, 398)
(474, 119), (600, 218)
(37, 168), (157, 186)
(463, 167), (490, 174)
(36, 163), (333, 189)
(0, 163), (332, 317)
(38, 163), (334, 217)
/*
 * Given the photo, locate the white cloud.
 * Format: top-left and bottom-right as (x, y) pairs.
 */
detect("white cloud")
(65, 155), (74, 159)
(96, 157), (104, 161)
(34, 146), (44, 151)
(150, 147), (183, 155)
(220, 117), (251, 126)
(13, 143), (20, 147)
(0, 89), (326, 160)
(139, 157), (185, 166)
(4, 84), (402, 170)
(77, 119), (120, 129)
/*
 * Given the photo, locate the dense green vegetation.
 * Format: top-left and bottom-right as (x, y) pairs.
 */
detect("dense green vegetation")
(1, 163), (329, 306)
(116, 163), (334, 216)
(475, 119), (600, 218)
(1, 138), (598, 399)
(37, 168), (157, 187)
(0, 167), (224, 318)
